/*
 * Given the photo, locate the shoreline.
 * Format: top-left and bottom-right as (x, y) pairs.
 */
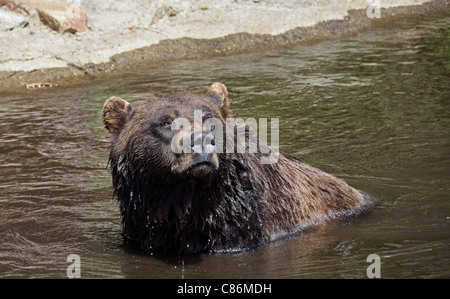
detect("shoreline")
(0, 0), (448, 92)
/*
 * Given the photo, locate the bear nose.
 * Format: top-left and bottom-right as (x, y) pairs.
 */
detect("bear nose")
(191, 132), (215, 154)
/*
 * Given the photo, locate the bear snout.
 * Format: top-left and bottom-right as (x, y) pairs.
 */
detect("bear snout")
(170, 131), (219, 178)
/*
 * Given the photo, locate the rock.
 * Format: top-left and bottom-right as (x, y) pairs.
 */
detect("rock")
(0, 8), (29, 31)
(5, 0), (88, 33)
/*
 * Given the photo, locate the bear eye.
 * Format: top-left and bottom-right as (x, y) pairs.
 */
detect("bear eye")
(160, 119), (172, 128)
(204, 113), (214, 120)
(204, 113), (216, 131)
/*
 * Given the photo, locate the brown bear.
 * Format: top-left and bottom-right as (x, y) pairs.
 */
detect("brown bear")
(102, 82), (373, 254)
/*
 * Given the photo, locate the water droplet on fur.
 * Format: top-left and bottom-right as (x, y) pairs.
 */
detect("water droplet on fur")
(186, 244), (190, 248)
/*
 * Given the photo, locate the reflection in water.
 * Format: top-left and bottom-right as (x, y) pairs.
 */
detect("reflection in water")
(0, 14), (449, 278)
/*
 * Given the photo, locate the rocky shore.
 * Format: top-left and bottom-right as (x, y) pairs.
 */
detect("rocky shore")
(0, 0), (448, 91)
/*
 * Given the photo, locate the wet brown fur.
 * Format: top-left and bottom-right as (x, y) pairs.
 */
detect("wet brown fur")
(103, 83), (373, 254)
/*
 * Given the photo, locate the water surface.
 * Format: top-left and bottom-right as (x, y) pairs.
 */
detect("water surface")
(0, 14), (449, 278)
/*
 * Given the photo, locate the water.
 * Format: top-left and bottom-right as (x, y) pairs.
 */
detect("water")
(1, 14), (449, 278)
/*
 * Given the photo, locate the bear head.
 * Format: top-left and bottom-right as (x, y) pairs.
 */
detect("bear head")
(103, 82), (231, 185)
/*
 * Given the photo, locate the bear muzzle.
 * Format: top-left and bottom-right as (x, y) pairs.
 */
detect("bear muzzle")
(171, 131), (219, 178)
(188, 132), (218, 178)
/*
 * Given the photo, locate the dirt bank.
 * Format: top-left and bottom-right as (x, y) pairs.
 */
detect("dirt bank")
(0, 0), (448, 91)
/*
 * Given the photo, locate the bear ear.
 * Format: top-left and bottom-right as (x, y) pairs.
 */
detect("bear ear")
(205, 82), (231, 118)
(103, 96), (133, 133)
